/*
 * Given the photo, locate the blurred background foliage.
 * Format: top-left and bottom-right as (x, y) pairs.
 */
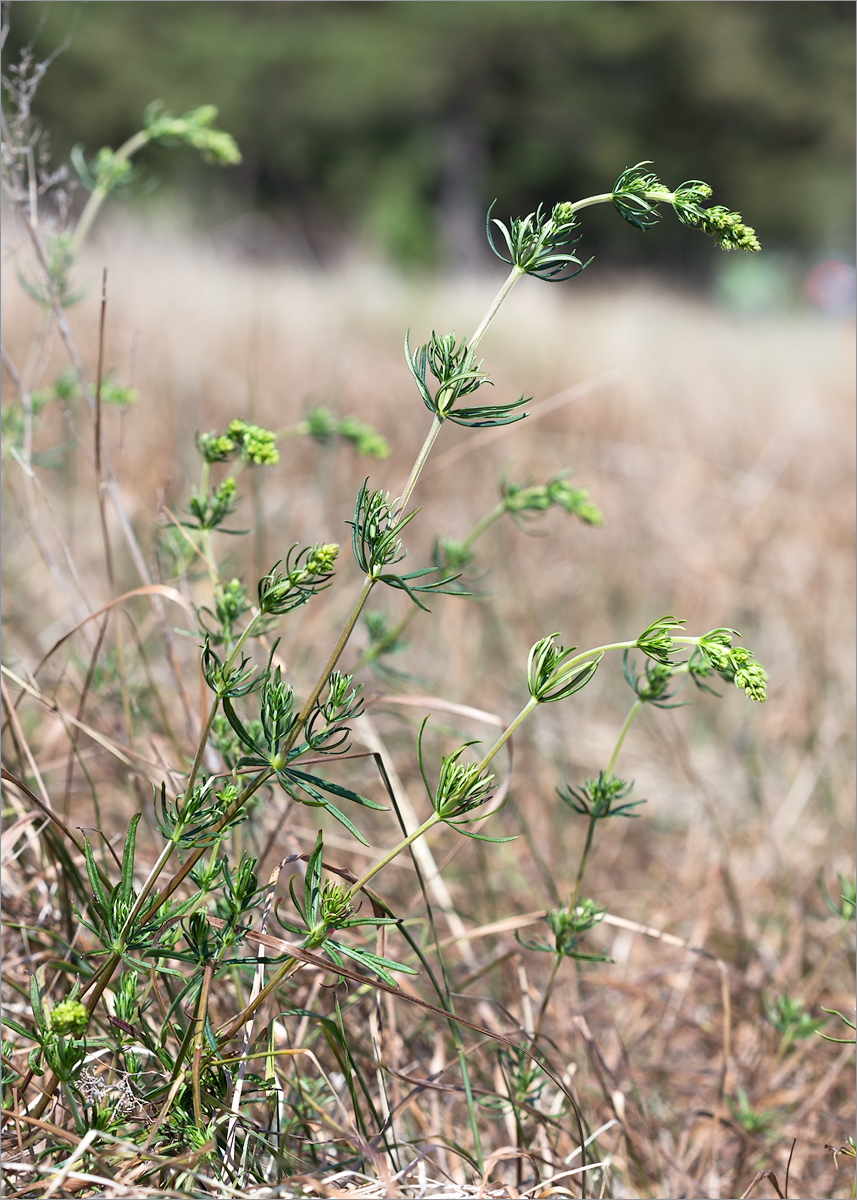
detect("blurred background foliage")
(4, 0), (855, 276)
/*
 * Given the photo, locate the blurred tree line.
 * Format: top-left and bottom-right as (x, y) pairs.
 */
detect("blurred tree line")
(4, 1), (854, 274)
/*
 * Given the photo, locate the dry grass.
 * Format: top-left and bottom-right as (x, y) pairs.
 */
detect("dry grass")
(2, 215), (854, 1198)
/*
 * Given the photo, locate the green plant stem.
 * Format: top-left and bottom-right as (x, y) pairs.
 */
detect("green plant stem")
(398, 258), (531, 512)
(469, 266), (524, 349)
(477, 696), (539, 772)
(533, 956), (563, 1042)
(566, 696), (643, 913)
(192, 960), (215, 1130)
(197, 460), (222, 592)
(60, 1079), (85, 1135)
(396, 415), (443, 514)
(356, 605), (418, 670)
(347, 812), (441, 900)
(569, 193), (615, 216)
(68, 130), (150, 259)
(281, 576), (375, 757)
(215, 955), (303, 1047)
(180, 599), (270, 809)
(605, 698), (643, 780)
(534, 695), (644, 1042)
(460, 502), (507, 552)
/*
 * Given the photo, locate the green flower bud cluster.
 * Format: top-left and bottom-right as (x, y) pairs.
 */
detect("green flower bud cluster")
(696, 629), (768, 702)
(547, 898), (606, 950)
(694, 206), (761, 253)
(258, 543), (339, 616)
(214, 578), (250, 628)
(196, 431), (236, 463)
(197, 420), (279, 466)
(144, 103), (242, 166)
(226, 419), (279, 465)
(49, 999), (88, 1038)
(501, 472), (603, 527)
(318, 880), (354, 931)
(305, 543), (339, 576)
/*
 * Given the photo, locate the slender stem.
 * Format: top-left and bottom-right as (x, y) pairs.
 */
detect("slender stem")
(533, 955), (563, 1041)
(396, 258), (532, 513)
(476, 696), (538, 773)
(460, 501), (506, 552)
(60, 1081), (85, 1135)
(469, 266), (524, 350)
(179, 601), (268, 810)
(347, 813), (440, 899)
(68, 130), (151, 258)
(181, 699), (222, 816)
(282, 576), (375, 756)
(566, 695), (644, 918)
(535, 690), (646, 1042)
(569, 817), (598, 915)
(274, 421), (310, 441)
(197, 461), (223, 592)
(192, 961), (215, 1130)
(396, 415), (443, 514)
(567, 192), (615, 216)
(216, 955), (303, 1046)
(605, 699), (643, 779)
(117, 837), (186, 942)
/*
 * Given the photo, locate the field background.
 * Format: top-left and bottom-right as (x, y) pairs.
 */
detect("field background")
(1, 3), (855, 1196)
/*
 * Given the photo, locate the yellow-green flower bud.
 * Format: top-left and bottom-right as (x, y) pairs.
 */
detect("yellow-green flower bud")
(306, 543), (339, 575)
(50, 999), (88, 1037)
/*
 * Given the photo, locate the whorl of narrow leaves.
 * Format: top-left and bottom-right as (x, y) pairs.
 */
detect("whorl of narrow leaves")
(527, 634), (602, 703)
(558, 772), (644, 820)
(405, 330), (528, 428)
(349, 480), (465, 610)
(258, 543), (339, 616)
(487, 200), (592, 281)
